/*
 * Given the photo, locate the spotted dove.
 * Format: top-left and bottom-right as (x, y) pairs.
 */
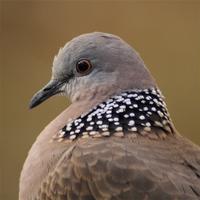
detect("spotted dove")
(19, 32), (200, 200)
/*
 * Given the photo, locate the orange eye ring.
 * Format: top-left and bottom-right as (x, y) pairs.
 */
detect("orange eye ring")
(76, 59), (93, 75)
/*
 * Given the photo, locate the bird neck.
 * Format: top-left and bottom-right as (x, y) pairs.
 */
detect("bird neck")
(54, 88), (175, 141)
(70, 83), (119, 103)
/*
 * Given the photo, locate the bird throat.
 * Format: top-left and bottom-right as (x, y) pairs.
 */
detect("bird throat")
(54, 88), (174, 141)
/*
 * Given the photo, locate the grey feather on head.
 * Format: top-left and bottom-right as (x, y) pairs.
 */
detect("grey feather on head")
(30, 32), (156, 108)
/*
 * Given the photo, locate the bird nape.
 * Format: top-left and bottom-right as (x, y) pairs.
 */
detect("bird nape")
(19, 32), (200, 200)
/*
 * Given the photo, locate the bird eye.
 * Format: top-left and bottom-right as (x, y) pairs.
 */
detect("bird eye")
(76, 59), (93, 75)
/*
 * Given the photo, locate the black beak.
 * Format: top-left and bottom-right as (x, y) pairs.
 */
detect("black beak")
(29, 79), (64, 109)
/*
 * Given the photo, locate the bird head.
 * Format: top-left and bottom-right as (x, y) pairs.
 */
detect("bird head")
(29, 32), (156, 109)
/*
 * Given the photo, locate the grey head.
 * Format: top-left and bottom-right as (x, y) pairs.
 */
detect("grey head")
(29, 32), (156, 109)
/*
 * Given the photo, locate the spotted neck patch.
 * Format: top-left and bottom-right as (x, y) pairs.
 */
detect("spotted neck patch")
(54, 88), (174, 141)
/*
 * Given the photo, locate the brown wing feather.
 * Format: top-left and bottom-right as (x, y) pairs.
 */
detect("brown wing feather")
(36, 135), (200, 200)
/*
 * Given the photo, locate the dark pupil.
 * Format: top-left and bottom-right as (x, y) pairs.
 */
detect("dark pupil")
(78, 61), (89, 72)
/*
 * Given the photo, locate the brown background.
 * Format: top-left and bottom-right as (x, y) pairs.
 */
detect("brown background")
(1, 1), (200, 199)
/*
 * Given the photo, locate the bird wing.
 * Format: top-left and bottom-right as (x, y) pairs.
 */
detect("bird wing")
(35, 135), (200, 200)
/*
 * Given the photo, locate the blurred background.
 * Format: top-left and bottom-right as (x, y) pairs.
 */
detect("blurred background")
(1, 1), (200, 199)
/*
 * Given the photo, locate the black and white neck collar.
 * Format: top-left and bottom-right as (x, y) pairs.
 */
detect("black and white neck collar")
(54, 88), (174, 141)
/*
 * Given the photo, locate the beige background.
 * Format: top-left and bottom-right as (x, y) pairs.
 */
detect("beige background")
(1, 1), (200, 199)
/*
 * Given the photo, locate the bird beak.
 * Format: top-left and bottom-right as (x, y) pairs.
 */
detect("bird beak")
(29, 79), (64, 109)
